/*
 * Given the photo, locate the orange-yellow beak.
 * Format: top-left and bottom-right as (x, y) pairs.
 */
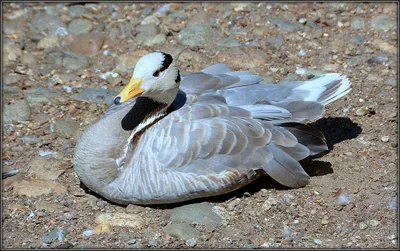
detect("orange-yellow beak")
(114, 77), (144, 105)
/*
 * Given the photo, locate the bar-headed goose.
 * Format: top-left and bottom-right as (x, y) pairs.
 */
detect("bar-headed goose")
(74, 51), (351, 205)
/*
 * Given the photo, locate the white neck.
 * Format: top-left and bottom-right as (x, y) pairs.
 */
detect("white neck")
(146, 88), (179, 105)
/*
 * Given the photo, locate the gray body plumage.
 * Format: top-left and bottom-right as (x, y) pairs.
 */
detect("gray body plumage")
(73, 63), (351, 205)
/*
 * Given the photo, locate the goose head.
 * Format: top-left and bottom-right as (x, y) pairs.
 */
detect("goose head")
(114, 51), (181, 105)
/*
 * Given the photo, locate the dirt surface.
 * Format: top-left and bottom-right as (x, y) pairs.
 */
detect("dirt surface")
(1, 2), (398, 249)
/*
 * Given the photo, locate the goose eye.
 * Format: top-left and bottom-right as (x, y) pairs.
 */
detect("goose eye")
(153, 70), (160, 77)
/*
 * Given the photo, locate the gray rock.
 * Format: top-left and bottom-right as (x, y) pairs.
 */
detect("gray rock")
(3, 74), (23, 85)
(144, 33), (167, 46)
(347, 55), (368, 66)
(93, 23), (105, 32)
(42, 229), (68, 244)
(124, 241), (143, 249)
(24, 87), (62, 104)
(271, 19), (304, 31)
(266, 35), (285, 51)
(135, 24), (158, 42)
(54, 117), (80, 139)
(178, 24), (222, 47)
(3, 43), (23, 62)
(71, 32), (106, 56)
(3, 99), (31, 123)
(69, 5), (86, 18)
(260, 77), (276, 84)
(169, 203), (222, 231)
(3, 85), (22, 94)
(29, 33), (45, 42)
(367, 55), (388, 64)
(351, 35), (365, 45)
(21, 53), (36, 65)
(71, 87), (119, 106)
(37, 35), (60, 50)
(22, 136), (40, 145)
(217, 37), (241, 48)
(350, 18), (365, 30)
(29, 14), (68, 37)
(109, 22), (134, 42)
(147, 239), (161, 248)
(44, 6), (58, 15)
(26, 155), (68, 180)
(385, 78), (397, 88)
(282, 73), (299, 82)
(371, 14), (396, 30)
(306, 22), (323, 30)
(185, 238), (197, 248)
(68, 18), (93, 35)
(62, 52), (90, 70)
(163, 223), (201, 241)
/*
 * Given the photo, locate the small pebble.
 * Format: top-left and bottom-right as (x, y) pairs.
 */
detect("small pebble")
(147, 239), (160, 247)
(83, 230), (94, 237)
(298, 49), (307, 56)
(359, 222), (368, 230)
(314, 239), (322, 245)
(389, 200), (398, 209)
(369, 220), (380, 227)
(185, 238), (197, 248)
(298, 18), (307, 24)
(261, 242), (270, 248)
(381, 136), (389, 142)
(38, 151), (57, 157)
(282, 194), (294, 204)
(127, 239), (137, 245)
(321, 219), (329, 225)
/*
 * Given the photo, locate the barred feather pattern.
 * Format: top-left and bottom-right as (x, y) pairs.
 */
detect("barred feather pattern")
(74, 63), (351, 205)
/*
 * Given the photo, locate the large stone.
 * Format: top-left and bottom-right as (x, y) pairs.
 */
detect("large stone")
(178, 24), (222, 47)
(3, 99), (31, 123)
(71, 88), (119, 107)
(37, 35), (60, 50)
(13, 179), (67, 197)
(169, 203), (222, 231)
(135, 24), (158, 42)
(29, 14), (69, 37)
(3, 74), (23, 85)
(68, 18), (93, 35)
(54, 117), (80, 139)
(350, 18), (365, 30)
(71, 32), (106, 56)
(370, 14), (396, 30)
(3, 43), (23, 62)
(270, 19), (304, 31)
(163, 223), (201, 241)
(94, 213), (145, 234)
(26, 155), (69, 180)
(144, 33), (167, 46)
(24, 86), (62, 104)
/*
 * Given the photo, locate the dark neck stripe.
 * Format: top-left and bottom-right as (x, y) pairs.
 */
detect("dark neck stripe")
(121, 97), (168, 131)
(175, 70), (181, 83)
(159, 52), (173, 72)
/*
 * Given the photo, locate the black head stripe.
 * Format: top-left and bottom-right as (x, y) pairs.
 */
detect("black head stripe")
(175, 69), (181, 83)
(159, 52), (173, 72)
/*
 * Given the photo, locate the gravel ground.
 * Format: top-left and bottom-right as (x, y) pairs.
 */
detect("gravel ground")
(1, 2), (398, 249)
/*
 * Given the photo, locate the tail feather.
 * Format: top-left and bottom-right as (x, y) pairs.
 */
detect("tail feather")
(294, 73), (352, 105)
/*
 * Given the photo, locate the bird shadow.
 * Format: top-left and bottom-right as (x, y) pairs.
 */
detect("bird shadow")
(79, 117), (362, 209)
